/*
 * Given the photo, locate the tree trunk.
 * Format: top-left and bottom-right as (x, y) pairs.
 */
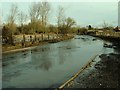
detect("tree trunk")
(23, 34), (25, 47)
(10, 32), (14, 45)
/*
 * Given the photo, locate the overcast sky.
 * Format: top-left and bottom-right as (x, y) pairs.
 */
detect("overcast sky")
(0, 0), (119, 27)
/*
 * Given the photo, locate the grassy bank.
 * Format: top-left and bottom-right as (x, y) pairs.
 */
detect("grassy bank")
(2, 35), (74, 53)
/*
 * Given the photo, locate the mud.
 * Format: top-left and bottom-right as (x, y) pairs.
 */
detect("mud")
(66, 41), (120, 89)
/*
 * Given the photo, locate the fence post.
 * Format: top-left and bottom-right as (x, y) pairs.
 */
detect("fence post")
(48, 34), (49, 40)
(42, 34), (44, 41)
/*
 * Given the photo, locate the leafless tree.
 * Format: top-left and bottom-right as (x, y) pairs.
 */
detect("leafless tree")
(102, 21), (109, 29)
(37, 2), (51, 28)
(29, 3), (40, 22)
(7, 4), (19, 45)
(29, 2), (51, 42)
(57, 6), (76, 34)
(19, 11), (27, 27)
(0, 9), (3, 25)
(56, 6), (66, 36)
(29, 2), (51, 30)
(18, 11), (28, 47)
(8, 4), (18, 25)
(29, 2), (41, 42)
(65, 17), (76, 29)
(57, 6), (65, 30)
(102, 21), (113, 30)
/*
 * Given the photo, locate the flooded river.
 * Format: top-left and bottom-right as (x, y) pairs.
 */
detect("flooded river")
(2, 35), (114, 88)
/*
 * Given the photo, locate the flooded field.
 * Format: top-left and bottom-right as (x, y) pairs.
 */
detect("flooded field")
(2, 35), (113, 88)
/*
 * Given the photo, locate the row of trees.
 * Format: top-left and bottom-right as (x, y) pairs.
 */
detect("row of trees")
(2, 2), (76, 45)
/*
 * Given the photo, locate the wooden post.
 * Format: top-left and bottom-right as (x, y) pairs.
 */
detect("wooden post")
(53, 34), (54, 40)
(42, 34), (44, 41)
(48, 34), (49, 40)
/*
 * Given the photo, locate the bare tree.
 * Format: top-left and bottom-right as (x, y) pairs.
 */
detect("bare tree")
(39, 2), (51, 28)
(29, 2), (51, 32)
(102, 21), (109, 29)
(61, 17), (76, 34)
(57, 6), (65, 32)
(8, 4), (19, 25)
(57, 6), (76, 34)
(18, 11), (27, 47)
(102, 21), (113, 30)
(19, 11), (27, 27)
(29, 2), (51, 42)
(29, 3), (40, 23)
(65, 17), (76, 29)
(7, 4), (19, 45)
(0, 15), (2, 26)
(29, 2), (41, 42)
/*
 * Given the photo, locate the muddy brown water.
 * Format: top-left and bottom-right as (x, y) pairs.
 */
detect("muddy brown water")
(2, 35), (114, 88)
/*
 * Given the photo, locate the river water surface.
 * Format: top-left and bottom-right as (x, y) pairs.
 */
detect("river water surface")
(2, 35), (114, 88)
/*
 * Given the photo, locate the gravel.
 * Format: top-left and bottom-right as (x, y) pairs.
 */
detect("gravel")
(65, 42), (120, 89)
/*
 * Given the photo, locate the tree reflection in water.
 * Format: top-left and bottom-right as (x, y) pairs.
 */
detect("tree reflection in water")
(39, 60), (52, 71)
(57, 40), (75, 65)
(3, 35), (107, 88)
(31, 47), (52, 71)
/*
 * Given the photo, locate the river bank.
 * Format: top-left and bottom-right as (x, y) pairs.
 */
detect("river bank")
(2, 35), (74, 54)
(64, 40), (120, 89)
(2, 35), (105, 88)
